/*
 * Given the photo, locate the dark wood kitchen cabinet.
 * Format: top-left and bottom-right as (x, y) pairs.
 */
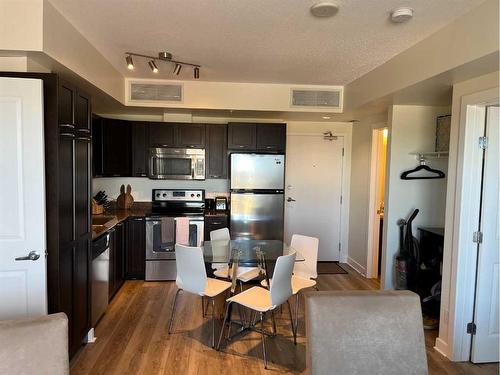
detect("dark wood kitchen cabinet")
(109, 222), (125, 299)
(228, 123), (286, 152)
(176, 124), (206, 148)
(148, 122), (176, 147)
(204, 214), (229, 241)
(256, 124), (286, 151)
(206, 124), (227, 179)
(228, 123), (256, 150)
(102, 118), (131, 176)
(131, 122), (149, 177)
(0, 72), (93, 358)
(126, 217), (146, 279)
(91, 116), (103, 177)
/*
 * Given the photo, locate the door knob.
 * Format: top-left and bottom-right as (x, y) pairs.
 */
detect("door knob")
(287, 197), (296, 202)
(15, 251), (40, 261)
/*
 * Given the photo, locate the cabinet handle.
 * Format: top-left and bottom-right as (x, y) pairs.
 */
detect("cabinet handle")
(60, 133), (75, 138)
(238, 145), (245, 148)
(76, 136), (91, 142)
(78, 129), (91, 134)
(210, 221), (223, 225)
(112, 174), (121, 177)
(211, 175), (220, 178)
(59, 124), (75, 129)
(161, 144), (170, 147)
(265, 146), (273, 149)
(132, 217), (144, 221)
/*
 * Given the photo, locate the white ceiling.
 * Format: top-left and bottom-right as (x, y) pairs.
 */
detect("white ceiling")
(48, 0), (485, 85)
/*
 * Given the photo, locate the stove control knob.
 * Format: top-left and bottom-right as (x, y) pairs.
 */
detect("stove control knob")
(156, 193), (160, 197)
(162, 193), (167, 197)
(197, 194), (200, 197)
(191, 193), (195, 197)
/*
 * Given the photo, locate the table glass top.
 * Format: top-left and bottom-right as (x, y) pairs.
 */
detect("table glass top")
(202, 239), (303, 263)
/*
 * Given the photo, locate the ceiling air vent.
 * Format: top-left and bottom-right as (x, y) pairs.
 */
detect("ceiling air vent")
(130, 82), (183, 102)
(291, 88), (342, 109)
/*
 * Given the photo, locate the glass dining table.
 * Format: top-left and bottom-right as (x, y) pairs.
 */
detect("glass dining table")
(202, 239), (304, 265)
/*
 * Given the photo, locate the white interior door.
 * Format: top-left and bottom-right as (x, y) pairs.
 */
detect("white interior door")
(285, 134), (343, 261)
(471, 105), (500, 363)
(0, 77), (47, 320)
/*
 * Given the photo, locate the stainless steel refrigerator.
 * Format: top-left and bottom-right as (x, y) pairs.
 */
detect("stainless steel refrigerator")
(230, 153), (285, 240)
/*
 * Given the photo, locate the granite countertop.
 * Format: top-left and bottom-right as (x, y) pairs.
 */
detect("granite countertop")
(92, 208), (151, 240)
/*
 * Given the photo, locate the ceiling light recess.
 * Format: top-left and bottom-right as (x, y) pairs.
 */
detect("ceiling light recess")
(390, 7), (413, 23)
(310, 2), (339, 18)
(124, 51), (201, 78)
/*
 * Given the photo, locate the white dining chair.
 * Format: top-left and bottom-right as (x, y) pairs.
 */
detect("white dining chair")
(169, 244), (232, 348)
(217, 251), (297, 369)
(261, 234), (319, 344)
(211, 228), (260, 287)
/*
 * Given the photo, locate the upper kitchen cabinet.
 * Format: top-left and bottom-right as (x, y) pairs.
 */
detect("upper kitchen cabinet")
(75, 90), (91, 132)
(131, 122), (149, 177)
(92, 116), (103, 177)
(228, 123), (256, 150)
(58, 80), (76, 127)
(228, 123), (286, 152)
(102, 118), (131, 176)
(176, 124), (206, 148)
(256, 124), (286, 151)
(148, 122), (176, 147)
(206, 124), (227, 179)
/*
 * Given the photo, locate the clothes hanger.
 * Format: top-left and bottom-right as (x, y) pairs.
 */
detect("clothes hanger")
(401, 157), (445, 180)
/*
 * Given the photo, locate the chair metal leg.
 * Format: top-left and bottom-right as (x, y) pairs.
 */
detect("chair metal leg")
(217, 301), (232, 350)
(239, 281), (244, 294)
(271, 310), (277, 336)
(294, 293), (300, 340)
(168, 289), (181, 334)
(287, 300), (297, 345)
(211, 298), (216, 348)
(201, 296), (205, 318)
(260, 312), (268, 369)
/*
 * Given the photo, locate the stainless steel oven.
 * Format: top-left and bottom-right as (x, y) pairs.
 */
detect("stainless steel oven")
(149, 148), (205, 180)
(145, 189), (205, 281)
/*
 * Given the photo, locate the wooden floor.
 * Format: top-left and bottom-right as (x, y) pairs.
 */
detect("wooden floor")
(71, 265), (499, 374)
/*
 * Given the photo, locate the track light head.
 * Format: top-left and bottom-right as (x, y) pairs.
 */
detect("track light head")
(173, 63), (182, 75)
(148, 60), (159, 73)
(193, 67), (200, 79)
(126, 55), (134, 70)
(158, 52), (173, 61)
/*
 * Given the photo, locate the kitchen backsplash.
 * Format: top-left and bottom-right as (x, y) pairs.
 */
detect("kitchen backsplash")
(92, 177), (229, 202)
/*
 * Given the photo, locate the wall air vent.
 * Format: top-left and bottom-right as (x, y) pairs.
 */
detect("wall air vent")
(291, 88), (342, 109)
(129, 82), (183, 102)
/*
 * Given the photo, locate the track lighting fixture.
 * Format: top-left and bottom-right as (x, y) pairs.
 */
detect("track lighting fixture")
(126, 55), (134, 70)
(173, 63), (182, 75)
(148, 60), (159, 73)
(124, 51), (200, 77)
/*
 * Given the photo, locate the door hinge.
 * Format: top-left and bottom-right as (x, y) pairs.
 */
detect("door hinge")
(479, 136), (488, 149)
(340, 195), (343, 204)
(338, 243), (341, 252)
(467, 322), (476, 335)
(473, 231), (483, 244)
(342, 148), (345, 157)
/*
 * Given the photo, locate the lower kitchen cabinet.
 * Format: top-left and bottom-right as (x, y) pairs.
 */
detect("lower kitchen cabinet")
(204, 214), (229, 241)
(109, 221), (125, 299)
(126, 217), (146, 279)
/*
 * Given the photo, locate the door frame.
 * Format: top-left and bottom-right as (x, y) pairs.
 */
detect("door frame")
(286, 130), (352, 263)
(441, 87), (499, 361)
(366, 126), (388, 279)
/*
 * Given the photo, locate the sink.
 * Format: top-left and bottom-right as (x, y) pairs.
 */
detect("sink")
(92, 216), (116, 226)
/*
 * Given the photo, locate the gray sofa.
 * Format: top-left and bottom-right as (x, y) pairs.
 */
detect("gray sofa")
(0, 313), (69, 375)
(305, 290), (428, 375)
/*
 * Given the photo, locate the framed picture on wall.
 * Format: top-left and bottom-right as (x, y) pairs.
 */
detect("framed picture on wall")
(435, 115), (451, 152)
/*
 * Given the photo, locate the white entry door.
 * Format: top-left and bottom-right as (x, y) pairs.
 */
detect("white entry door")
(471, 106), (500, 363)
(285, 134), (343, 261)
(0, 77), (47, 320)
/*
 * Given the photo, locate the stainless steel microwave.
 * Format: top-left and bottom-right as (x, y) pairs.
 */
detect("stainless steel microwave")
(149, 148), (205, 180)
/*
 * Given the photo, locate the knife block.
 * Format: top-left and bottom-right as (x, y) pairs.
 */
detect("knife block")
(92, 199), (104, 215)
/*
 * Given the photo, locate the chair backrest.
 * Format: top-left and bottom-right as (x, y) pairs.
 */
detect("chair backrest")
(304, 291), (428, 375)
(210, 227), (230, 241)
(175, 244), (207, 295)
(291, 234), (319, 279)
(269, 251), (296, 307)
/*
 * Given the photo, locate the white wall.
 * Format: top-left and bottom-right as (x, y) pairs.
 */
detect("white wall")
(382, 105), (451, 289)
(0, 0), (43, 51)
(347, 112), (387, 274)
(436, 70), (499, 360)
(92, 177), (229, 202)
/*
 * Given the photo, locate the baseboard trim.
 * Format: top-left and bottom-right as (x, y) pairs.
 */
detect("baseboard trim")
(347, 257), (366, 277)
(434, 337), (450, 359)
